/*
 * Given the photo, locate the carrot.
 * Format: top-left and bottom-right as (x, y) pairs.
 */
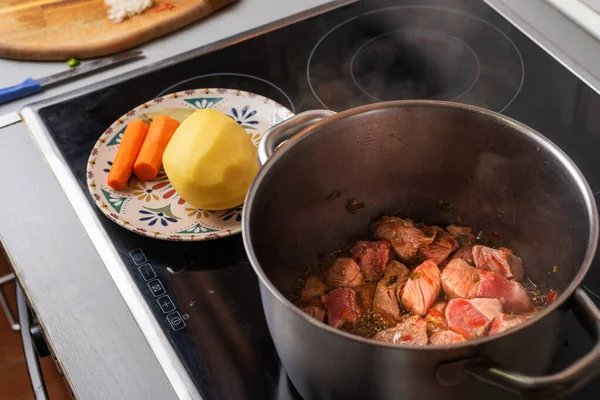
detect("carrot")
(107, 120), (149, 190)
(133, 115), (180, 181)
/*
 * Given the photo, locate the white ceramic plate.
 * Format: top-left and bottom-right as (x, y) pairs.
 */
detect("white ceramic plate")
(86, 88), (294, 241)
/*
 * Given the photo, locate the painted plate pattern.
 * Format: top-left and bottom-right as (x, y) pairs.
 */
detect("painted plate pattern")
(86, 88), (294, 241)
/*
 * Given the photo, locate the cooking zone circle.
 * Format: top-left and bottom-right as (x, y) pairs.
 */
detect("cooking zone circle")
(156, 72), (296, 113)
(351, 29), (480, 102)
(307, 6), (524, 112)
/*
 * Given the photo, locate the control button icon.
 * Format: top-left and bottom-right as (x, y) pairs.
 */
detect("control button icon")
(129, 249), (147, 265)
(138, 264), (156, 281)
(157, 295), (176, 314)
(166, 312), (186, 331)
(147, 279), (166, 297)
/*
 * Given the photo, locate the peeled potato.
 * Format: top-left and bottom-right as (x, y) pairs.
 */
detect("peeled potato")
(162, 109), (259, 210)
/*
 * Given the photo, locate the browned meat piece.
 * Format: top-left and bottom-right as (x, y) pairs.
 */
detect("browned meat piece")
(372, 260), (409, 321)
(401, 260), (442, 316)
(355, 283), (376, 314)
(450, 247), (475, 267)
(425, 304), (447, 334)
(372, 216), (436, 263)
(445, 298), (493, 339)
(350, 240), (391, 281)
(468, 298), (503, 321)
(472, 245), (525, 281)
(321, 288), (361, 328)
(373, 315), (428, 345)
(301, 306), (327, 323)
(324, 258), (364, 288)
(507, 252), (525, 281)
(419, 227), (458, 265)
(447, 225), (476, 247)
(450, 246), (475, 266)
(489, 313), (535, 335)
(430, 329), (466, 345)
(477, 270), (534, 314)
(441, 259), (479, 299)
(300, 276), (327, 305)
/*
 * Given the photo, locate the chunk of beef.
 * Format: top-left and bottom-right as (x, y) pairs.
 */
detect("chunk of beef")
(472, 245), (525, 281)
(373, 216), (436, 263)
(450, 246), (475, 266)
(350, 241), (391, 281)
(477, 270), (534, 314)
(300, 276), (327, 306)
(419, 227), (459, 265)
(430, 329), (466, 345)
(301, 306), (327, 323)
(489, 313), (534, 335)
(441, 259), (479, 299)
(373, 315), (428, 345)
(321, 288), (361, 328)
(355, 283), (376, 314)
(401, 260), (442, 316)
(445, 298), (492, 339)
(467, 298), (503, 321)
(324, 258), (364, 288)
(372, 261), (409, 321)
(425, 303), (447, 334)
(447, 225), (476, 247)
(507, 253), (524, 280)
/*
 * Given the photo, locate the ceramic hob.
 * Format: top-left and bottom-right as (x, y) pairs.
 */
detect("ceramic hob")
(25, 0), (600, 398)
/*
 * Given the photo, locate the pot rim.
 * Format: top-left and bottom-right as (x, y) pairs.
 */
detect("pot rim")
(242, 99), (599, 350)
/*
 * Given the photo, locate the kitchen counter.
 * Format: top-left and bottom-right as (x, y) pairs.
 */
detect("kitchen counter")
(1, 0), (600, 399)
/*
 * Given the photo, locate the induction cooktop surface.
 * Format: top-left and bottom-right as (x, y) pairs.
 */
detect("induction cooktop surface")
(31, 0), (600, 398)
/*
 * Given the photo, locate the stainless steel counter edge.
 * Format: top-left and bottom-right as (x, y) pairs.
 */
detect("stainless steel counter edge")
(0, 122), (179, 399)
(20, 108), (200, 399)
(484, 0), (600, 96)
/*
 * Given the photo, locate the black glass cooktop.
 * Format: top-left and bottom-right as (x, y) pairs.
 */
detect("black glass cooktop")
(35, 0), (600, 398)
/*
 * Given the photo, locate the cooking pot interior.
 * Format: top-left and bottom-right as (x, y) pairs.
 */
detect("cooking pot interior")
(247, 103), (593, 298)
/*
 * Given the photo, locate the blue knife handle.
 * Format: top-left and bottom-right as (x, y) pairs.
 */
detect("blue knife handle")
(0, 78), (42, 105)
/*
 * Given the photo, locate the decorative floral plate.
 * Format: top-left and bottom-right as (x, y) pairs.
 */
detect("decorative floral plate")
(86, 88), (294, 241)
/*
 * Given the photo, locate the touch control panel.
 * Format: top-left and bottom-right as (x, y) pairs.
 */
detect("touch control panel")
(128, 248), (187, 331)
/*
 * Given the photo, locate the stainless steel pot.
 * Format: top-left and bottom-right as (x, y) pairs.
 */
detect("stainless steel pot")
(242, 101), (600, 399)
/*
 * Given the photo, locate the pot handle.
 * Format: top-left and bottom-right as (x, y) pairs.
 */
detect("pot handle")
(465, 288), (600, 398)
(257, 110), (336, 166)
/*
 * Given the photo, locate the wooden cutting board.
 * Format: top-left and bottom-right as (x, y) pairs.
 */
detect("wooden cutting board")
(0, 0), (233, 61)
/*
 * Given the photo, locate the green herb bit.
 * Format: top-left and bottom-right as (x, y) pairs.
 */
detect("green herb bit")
(476, 231), (491, 245)
(386, 275), (398, 286)
(439, 201), (455, 213)
(409, 272), (420, 280)
(66, 57), (80, 68)
(325, 191), (341, 201)
(509, 312), (516, 320)
(423, 227), (436, 238)
(473, 275), (480, 283)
